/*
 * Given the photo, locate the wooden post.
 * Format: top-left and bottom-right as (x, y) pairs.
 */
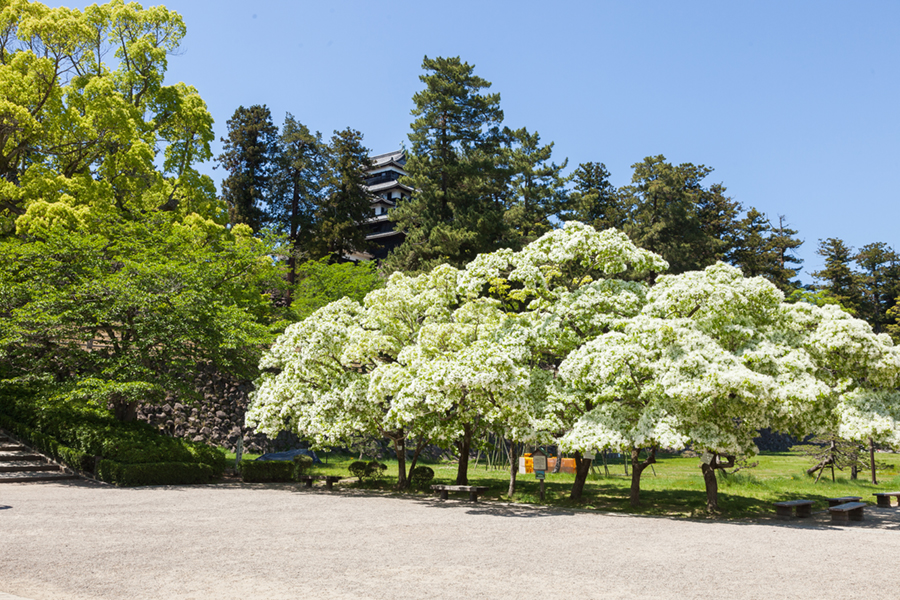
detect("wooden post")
(235, 437), (243, 470)
(539, 478), (545, 502)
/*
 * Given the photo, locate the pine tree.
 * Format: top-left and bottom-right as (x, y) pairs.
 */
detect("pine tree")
(269, 113), (325, 287)
(386, 56), (508, 273)
(621, 156), (724, 274)
(812, 238), (862, 314)
(854, 242), (900, 334)
(767, 215), (804, 292)
(307, 128), (373, 260)
(502, 127), (569, 247)
(218, 105), (279, 232)
(562, 162), (628, 232)
(731, 208), (776, 278)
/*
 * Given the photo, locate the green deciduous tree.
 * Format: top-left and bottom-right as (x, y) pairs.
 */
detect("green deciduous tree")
(0, 0), (221, 231)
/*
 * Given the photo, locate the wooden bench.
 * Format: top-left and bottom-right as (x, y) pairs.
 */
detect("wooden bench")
(774, 499), (814, 518)
(873, 492), (900, 508)
(298, 475), (343, 490)
(828, 502), (866, 522)
(827, 496), (862, 507)
(431, 485), (490, 502)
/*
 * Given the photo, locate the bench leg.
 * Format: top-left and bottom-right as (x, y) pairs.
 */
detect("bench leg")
(469, 491), (478, 502)
(324, 479), (334, 490)
(440, 490), (448, 501)
(775, 506), (792, 518)
(876, 497), (890, 508)
(830, 511), (849, 522)
(849, 508), (864, 521)
(795, 504), (812, 518)
(303, 479), (313, 488)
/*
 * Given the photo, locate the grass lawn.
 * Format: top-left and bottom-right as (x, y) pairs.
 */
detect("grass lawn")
(224, 448), (900, 519)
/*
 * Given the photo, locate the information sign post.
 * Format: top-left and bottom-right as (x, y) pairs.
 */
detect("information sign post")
(532, 449), (548, 502)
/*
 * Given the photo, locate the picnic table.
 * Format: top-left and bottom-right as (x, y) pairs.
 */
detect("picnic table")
(431, 484), (490, 502)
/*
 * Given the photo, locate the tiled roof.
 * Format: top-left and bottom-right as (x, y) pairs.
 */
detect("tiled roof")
(370, 150), (405, 168)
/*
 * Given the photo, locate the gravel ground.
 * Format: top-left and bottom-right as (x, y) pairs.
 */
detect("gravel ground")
(1, 480), (899, 599)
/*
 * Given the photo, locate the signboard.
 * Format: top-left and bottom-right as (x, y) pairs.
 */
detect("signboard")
(531, 450), (548, 472)
(535, 470), (545, 480)
(583, 451), (595, 460)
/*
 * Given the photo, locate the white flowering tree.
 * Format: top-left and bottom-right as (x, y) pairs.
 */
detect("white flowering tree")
(560, 262), (900, 510)
(247, 222), (668, 492)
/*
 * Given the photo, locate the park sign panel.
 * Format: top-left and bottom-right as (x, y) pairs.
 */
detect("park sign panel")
(531, 448), (548, 472)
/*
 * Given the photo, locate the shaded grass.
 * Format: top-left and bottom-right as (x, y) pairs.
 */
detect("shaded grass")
(220, 448), (900, 519)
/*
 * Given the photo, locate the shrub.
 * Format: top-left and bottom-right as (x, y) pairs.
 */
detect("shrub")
(365, 460), (387, 479)
(349, 460), (368, 481)
(292, 454), (313, 475)
(409, 465), (435, 487)
(240, 459), (295, 483)
(0, 379), (226, 483)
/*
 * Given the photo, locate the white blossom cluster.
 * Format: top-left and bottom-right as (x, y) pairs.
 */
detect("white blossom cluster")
(246, 223), (900, 464)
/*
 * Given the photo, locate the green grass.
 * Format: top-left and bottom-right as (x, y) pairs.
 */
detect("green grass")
(220, 449), (900, 519)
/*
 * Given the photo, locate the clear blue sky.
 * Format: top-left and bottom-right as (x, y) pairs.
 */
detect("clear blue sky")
(56, 1), (900, 282)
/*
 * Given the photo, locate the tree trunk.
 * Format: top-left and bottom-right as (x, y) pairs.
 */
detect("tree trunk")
(552, 445), (562, 473)
(113, 400), (138, 422)
(869, 437), (877, 485)
(628, 447), (656, 507)
(570, 451), (592, 500)
(390, 433), (408, 489)
(701, 460), (718, 512)
(507, 439), (518, 497)
(455, 423), (472, 485)
(700, 452), (735, 512)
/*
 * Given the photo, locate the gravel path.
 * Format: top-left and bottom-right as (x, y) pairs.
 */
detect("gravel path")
(1, 480), (899, 599)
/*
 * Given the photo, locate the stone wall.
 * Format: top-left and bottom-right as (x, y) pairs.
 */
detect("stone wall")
(136, 367), (300, 454)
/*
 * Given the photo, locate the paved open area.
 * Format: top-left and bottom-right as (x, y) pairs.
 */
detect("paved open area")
(1, 480), (899, 599)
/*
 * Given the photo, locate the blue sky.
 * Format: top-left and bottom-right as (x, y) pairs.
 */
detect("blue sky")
(56, 1), (900, 282)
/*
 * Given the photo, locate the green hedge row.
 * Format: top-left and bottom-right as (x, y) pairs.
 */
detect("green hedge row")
(239, 456), (313, 483)
(96, 459), (218, 486)
(0, 379), (227, 485)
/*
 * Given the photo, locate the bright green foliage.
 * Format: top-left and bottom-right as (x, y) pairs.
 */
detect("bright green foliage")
(502, 126), (569, 246)
(217, 104), (279, 231)
(0, 212), (281, 400)
(306, 128), (373, 260)
(0, 0), (220, 231)
(289, 256), (383, 321)
(0, 378), (227, 478)
(563, 162), (627, 232)
(386, 56), (508, 273)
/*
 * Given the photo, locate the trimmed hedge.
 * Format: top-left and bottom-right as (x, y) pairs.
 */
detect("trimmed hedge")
(0, 379), (226, 485)
(96, 460), (217, 486)
(240, 459), (295, 482)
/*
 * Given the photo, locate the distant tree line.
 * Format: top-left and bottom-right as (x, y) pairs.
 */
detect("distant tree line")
(220, 55), (899, 339)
